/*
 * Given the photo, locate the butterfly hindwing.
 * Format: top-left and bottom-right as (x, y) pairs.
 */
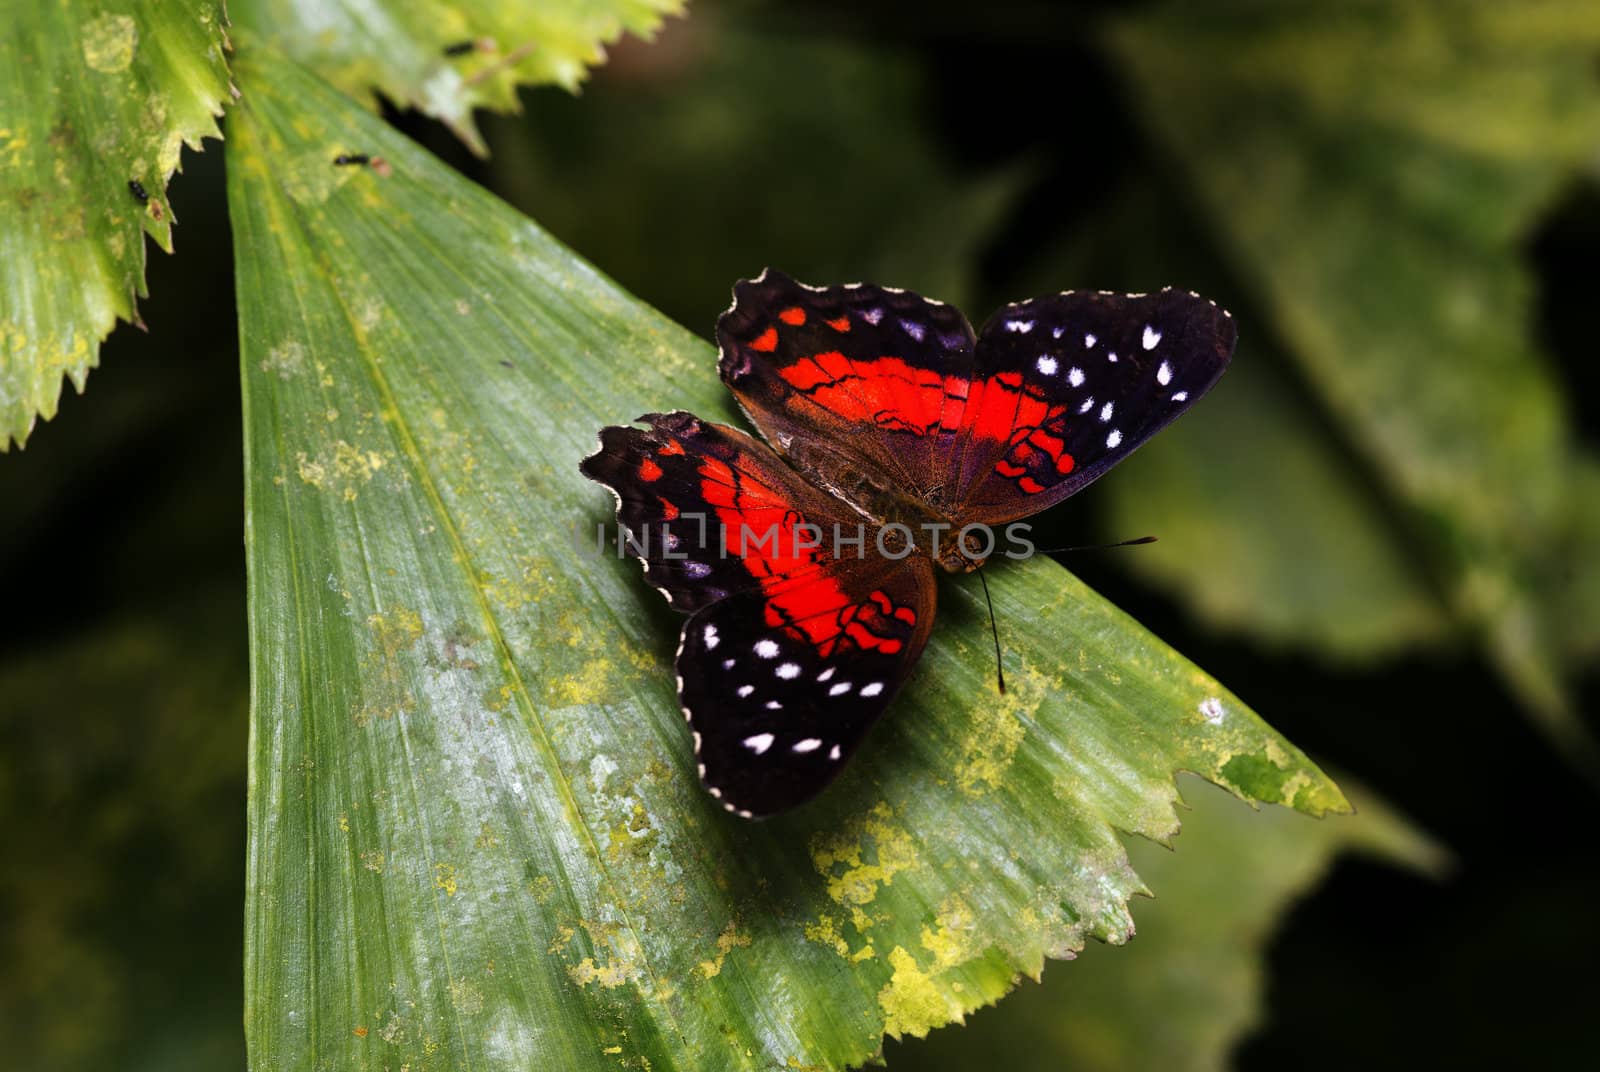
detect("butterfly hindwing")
(679, 558), (935, 818)
(581, 409), (937, 817)
(718, 269), (978, 504)
(951, 288), (1236, 520)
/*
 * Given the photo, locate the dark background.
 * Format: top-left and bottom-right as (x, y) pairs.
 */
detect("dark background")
(3, 0), (1596, 1066)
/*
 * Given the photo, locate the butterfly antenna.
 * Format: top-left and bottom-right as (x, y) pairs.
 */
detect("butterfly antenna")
(976, 566), (1006, 695)
(1034, 535), (1158, 555)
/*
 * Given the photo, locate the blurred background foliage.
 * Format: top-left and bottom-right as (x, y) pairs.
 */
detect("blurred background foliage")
(3, 0), (1598, 1067)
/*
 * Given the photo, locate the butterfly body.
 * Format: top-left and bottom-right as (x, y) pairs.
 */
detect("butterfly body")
(581, 270), (1235, 818)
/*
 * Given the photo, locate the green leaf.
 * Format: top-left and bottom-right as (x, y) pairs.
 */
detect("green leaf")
(887, 775), (1445, 1072)
(230, 0), (684, 155)
(1109, 1), (1600, 744)
(234, 48), (1345, 1070)
(0, 0), (230, 450)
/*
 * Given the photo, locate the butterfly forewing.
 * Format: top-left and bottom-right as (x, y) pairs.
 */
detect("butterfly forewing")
(951, 288), (1235, 520)
(718, 269), (978, 504)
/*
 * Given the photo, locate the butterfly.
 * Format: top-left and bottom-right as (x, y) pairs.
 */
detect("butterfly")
(581, 270), (1235, 818)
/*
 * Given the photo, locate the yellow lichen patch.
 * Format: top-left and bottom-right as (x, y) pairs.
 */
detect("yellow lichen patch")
(809, 801), (919, 907)
(953, 667), (1044, 797)
(803, 913), (875, 962)
(448, 977), (484, 1015)
(802, 914), (850, 958)
(696, 920), (752, 979)
(546, 654), (620, 708)
(82, 14), (137, 73)
(528, 874), (555, 903)
(561, 919), (645, 990)
(480, 552), (559, 613)
(295, 439), (388, 500)
(878, 946), (962, 1040)
(567, 955), (640, 989)
(433, 863), (458, 896)
(353, 605), (423, 725)
(360, 850), (384, 873)
(606, 803), (659, 865)
(547, 924), (576, 954)
(919, 893), (981, 970)
(474, 822), (500, 849)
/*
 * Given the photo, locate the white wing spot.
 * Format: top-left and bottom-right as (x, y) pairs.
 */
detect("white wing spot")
(1199, 697), (1226, 724)
(1106, 428), (1123, 448)
(816, 667), (836, 682)
(1171, 390), (1189, 402)
(1099, 400), (1114, 423)
(859, 681), (885, 697)
(776, 662), (801, 680)
(722, 659), (735, 670)
(736, 684), (754, 698)
(766, 700), (783, 710)
(1157, 360), (1173, 386)
(743, 733), (775, 754)
(754, 639), (779, 658)
(1036, 355), (1058, 376)
(1068, 366), (1085, 387)
(683, 560), (712, 578)
(1143, 324), (1162, 350)
(1107, 351), (1118, 363)
(703, 624), (719, 650)
(1078, 396), (1095, 414)
(1051, 325), (1065, 339)
(828, 682), (852, 697)
(900, 319), (926, 341)
(863, 307), (883, 324)
(828, 744), (842, 761)
(1005, 319), (1035, 333)
(1084, 333), (1097, 348)
(792, 738), (823, 754)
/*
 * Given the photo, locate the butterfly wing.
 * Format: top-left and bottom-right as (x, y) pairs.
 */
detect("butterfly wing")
(580, 411), (936, 817)
(948, 288), (1236, 522)
(717, 269), (978, 505)
(679, 560), (934, 817)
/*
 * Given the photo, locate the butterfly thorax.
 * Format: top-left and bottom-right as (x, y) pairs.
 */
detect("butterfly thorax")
(779, 440), (984, 574)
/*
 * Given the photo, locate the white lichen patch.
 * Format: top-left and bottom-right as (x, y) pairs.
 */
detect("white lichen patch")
(82, 14), (137, 73)
(259, 340), (307, 380)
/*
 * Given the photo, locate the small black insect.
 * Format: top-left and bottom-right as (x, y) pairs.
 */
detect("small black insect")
(443, 40), (476, 57)
(333, 154), (371, 167)
(498, 359), (514, 369)
(127, 179), (148, 203)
